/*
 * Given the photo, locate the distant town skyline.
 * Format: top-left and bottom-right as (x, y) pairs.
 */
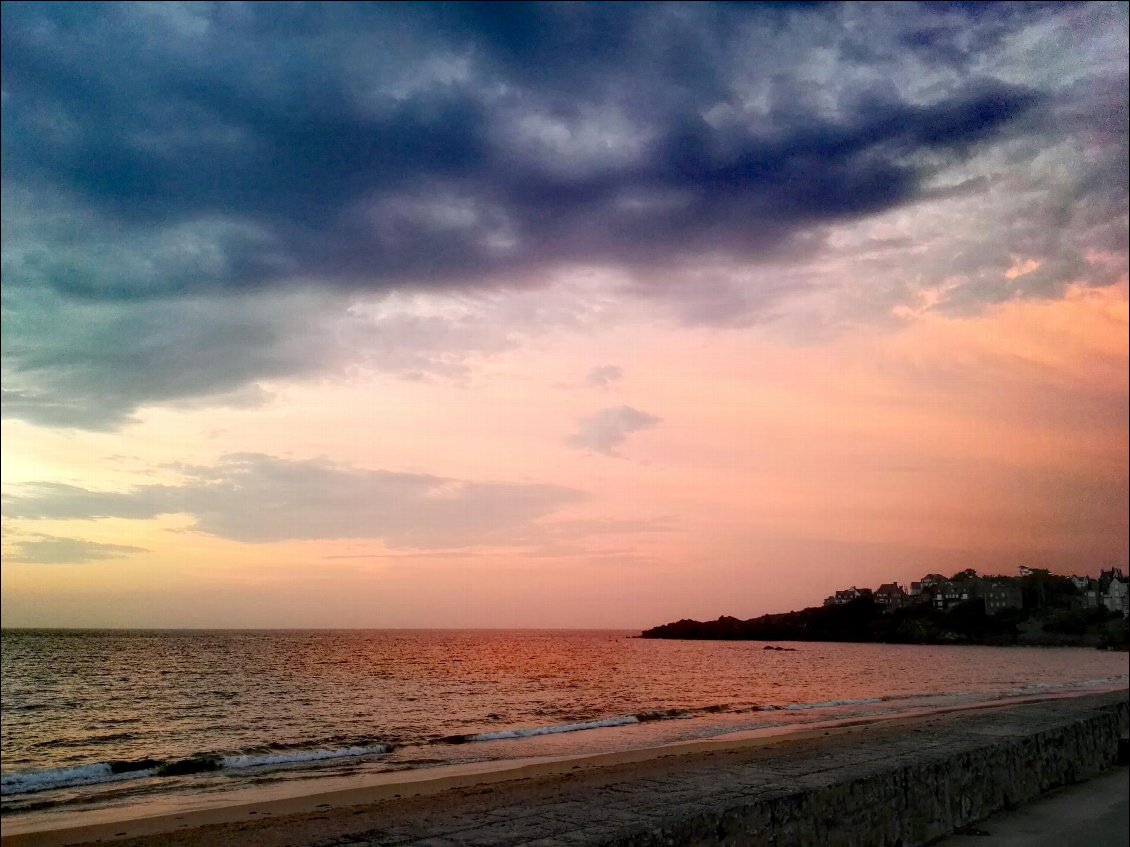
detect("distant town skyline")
(2, 2), (1127, 628)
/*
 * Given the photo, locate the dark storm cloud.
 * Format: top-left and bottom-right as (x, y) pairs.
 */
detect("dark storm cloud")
(0, 453), (585, 547)
(0, 2), (1043, 299)
(2, 1), (1125, 427)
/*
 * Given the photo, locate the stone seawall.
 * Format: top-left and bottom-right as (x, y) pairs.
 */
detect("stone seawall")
(610, 693), (1129, 847)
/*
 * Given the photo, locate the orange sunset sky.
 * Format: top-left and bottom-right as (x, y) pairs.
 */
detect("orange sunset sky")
(2, 2), (1127, 628)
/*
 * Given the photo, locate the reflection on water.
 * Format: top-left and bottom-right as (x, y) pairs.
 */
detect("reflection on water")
(2, 629), (1126, 816)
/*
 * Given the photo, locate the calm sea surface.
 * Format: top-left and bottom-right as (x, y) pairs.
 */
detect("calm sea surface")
(2, 630), (1127, 820)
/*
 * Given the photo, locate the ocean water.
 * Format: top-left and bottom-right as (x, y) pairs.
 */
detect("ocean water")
(1, 629), (1127, 821)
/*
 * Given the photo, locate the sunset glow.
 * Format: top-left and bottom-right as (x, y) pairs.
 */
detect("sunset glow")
(2, 2), (1126, 629)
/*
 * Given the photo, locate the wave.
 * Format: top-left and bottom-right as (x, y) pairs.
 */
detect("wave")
(0, 743), (392, 797)
(0, 764), (158, 797)
(430, 689), (1036, 747)
(7, 677), (1125, 800)
(436, 688), (1060, 746)
(222, 744), (390, 770)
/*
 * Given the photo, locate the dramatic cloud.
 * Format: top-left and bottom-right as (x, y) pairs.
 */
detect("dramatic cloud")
(1, 284), (590, 428)
(0, 3), (1043, 299)
(2, 2), (1125, 427)
(567, 406), (661, 457)
(3, 532), (148, 565)
(1, 289), (345, 429)
(1, 453), (585, 547)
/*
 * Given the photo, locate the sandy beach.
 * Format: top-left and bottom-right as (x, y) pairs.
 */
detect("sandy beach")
(2, 720), (899, 847)
(3, 689), (1126, 847)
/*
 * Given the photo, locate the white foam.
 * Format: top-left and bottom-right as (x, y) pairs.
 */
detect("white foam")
(222, 744), (390, 770)
(470, 716), (640, 741)
(1, 745), (393, 795)
(0, 764), (157, 797)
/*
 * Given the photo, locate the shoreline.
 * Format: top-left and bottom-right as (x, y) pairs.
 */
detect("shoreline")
(3, 687), (1126, 847)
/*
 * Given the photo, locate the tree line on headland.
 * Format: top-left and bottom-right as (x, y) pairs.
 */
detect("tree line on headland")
(640, 569), (1129, 648)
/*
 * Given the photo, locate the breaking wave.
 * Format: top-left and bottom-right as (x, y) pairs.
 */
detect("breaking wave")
(222, 744), (390, 770)
(0, 743), (392, 797)
(0, 763), (158, 797)
(4, 673), (1126, 802)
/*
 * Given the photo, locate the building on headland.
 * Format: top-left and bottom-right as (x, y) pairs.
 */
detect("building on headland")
(1104, 579), (1129, 616)
(1075, 576), (1103, 610)
(896, 574), (1019, 613)
(1098, 569), (1128, 617)
(825, 565), (1128, 619)
(975, 579), (1023, 614)
(822, 587), (873, 606)
(908, 574), (946, 602)
(874, 583), (907, 611)
(1071, 568), (1130, 618)
(933, 581), (973, 610)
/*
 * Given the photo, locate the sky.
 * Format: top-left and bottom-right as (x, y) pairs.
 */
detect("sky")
(1, 1), (1127, 629)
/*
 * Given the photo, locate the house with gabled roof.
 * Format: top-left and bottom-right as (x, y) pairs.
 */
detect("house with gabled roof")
(822, 586), (873, 606)
(874, 582), (907, 611)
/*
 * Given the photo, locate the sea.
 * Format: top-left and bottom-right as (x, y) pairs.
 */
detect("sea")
(2, 629), (1127, 825)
